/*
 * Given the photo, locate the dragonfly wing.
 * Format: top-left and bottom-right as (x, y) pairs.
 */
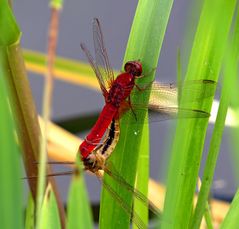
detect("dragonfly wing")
(80, 43), (108, 97)
(118, 79), (216, 123)
(100, 178), (147, 229)
(104, 165), (160, 216)
(131, 79), (217, 107)
(93, 18), (115, 91)
(119, 103), (210, 124)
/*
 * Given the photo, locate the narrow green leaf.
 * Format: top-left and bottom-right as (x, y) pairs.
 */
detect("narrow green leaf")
(162, 1), (237, 228)
(0, 54), (23, 229)
(220, 189), (239, 228)
(191, 3), (239, 228)
(0, 1), (40, 198)
(0, 1), (23, 228)
(229, 3), (239, 182)
(0, 0), (20, 45)
(39, 184), (61, 229)
(25, 193), (35, 229)
(67, 173), (93, 229)
(100, 0), (174, 228)
(133, 125), (150, 228)
(67, 159), (93, 228)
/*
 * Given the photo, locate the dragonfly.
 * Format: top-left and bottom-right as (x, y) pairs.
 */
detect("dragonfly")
(28, 18), (216, 228)
(79, 18), (216, 174)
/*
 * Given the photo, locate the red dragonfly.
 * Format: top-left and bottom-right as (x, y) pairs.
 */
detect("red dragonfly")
(28, 18), (216, 229)
(79, 18), (216, 174)
(79, 18), (144, 171)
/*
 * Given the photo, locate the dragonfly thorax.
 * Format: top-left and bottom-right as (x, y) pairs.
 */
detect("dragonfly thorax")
(107, 74), (135, 107)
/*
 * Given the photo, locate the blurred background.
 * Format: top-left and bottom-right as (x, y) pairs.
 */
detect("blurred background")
(13, 0), (236, 206)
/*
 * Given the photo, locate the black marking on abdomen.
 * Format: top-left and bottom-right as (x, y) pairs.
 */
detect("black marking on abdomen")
(101, 119), (116, 155)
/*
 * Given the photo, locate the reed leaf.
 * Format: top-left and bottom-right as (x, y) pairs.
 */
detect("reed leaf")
(25, 193), (35, 229)
(162, 1), (237, 228)
(99, 0), (173, 228)
(38, 184), (61, 229)
(67, 172), (93, 229)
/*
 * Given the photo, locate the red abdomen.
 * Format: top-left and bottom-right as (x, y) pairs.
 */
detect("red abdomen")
(79, 103), (118, 159)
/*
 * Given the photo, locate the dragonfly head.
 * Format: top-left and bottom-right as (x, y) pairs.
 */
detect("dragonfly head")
(124, 61), (142, 77)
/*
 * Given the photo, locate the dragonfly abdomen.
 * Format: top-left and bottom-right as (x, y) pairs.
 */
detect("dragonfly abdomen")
(79, 103), (118, 160)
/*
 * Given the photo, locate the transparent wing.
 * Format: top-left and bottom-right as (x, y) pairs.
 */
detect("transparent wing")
(119, 106), (210, 124)
(132, 79), (217, 106)
(80, 43), (108, 97)
(104, 165), (160, 216)
(119, 79), (216, 123)
(100, 179), (147, 229)
(93, 18), (115, 91)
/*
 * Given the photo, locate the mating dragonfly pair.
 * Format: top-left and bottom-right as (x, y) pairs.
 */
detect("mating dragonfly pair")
(49, 18), (216, 228)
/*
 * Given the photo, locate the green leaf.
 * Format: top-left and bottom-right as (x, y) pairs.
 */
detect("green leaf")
(100, 0), (174, 228)
(39, 184), (61, 229)
(220, 189), (239, 228)
(0, 55), (23, 228)
(25, 193), (35, 229)
(191, 4), (239, 228)
(0, 1), (23, 228)
(0, 0), (20, 45)
(0, 0), (40, 199)
(228, 3), (239, 183)
(67, 173), (93, 229)
(162, 1), (237, 228)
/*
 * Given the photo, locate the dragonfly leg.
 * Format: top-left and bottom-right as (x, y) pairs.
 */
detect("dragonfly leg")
(135, 67), (156, 79)
(134, 80), (153, 91)
(128, 96), (138, 121)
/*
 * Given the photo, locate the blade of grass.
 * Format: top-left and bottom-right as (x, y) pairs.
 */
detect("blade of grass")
(162, 1), (236, 228)
(25, 193), (35, 229)
(0, 0), (41, 200)
(67, 172), (93, 229)
(100, 0), (174, 228)
(0, 46), (23, 229)
(220, 188), (239, 228)
(38, 184), (61, 229)
(191, 5), (239, 228)
(229, 5), (239, 183)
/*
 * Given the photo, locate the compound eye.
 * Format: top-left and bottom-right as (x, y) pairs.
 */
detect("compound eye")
(124, 61), (142, 76)
(124, 63), (132, 73)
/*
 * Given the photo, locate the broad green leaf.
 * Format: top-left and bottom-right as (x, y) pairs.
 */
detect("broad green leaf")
(100, 0), (174, 228)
